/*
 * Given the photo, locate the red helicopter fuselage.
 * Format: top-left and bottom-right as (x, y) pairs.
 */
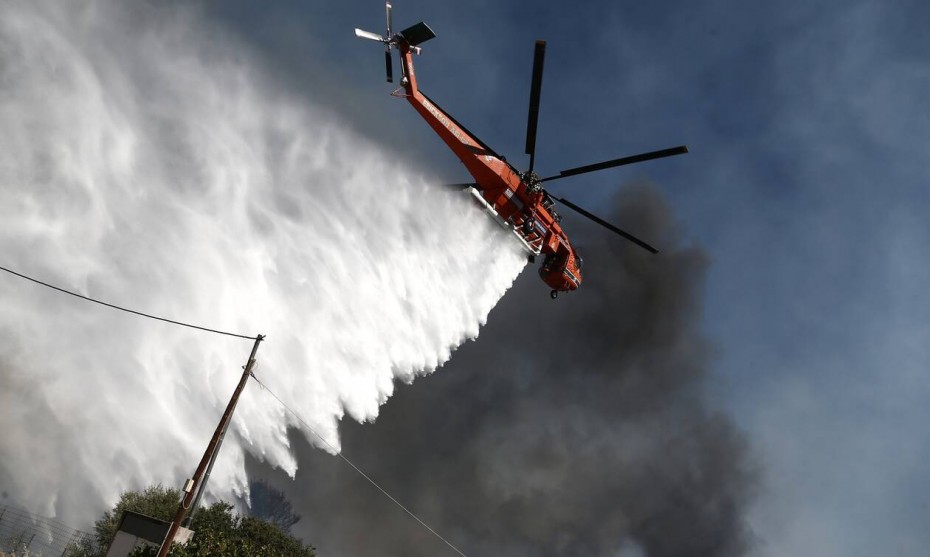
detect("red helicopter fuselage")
(397, 43), (582, 294)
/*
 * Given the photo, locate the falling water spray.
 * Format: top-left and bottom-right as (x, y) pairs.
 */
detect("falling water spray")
(0, 1), (526, 526)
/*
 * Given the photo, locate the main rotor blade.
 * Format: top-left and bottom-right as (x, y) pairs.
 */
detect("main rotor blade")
(554, 196), (658, 253)
(524, 40), (547, 173)
(540, 145), (689, 183)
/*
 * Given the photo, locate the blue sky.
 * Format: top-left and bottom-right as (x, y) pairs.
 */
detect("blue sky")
(202, 1), (930, 554)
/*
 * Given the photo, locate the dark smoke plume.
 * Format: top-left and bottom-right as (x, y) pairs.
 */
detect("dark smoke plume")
(248, 184), (757, 556)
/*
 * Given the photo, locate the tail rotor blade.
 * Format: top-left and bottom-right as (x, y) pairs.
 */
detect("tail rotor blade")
(540, 145), (689, 183)
(384, 2), (394, 82)
(554, 196), (658, 253)
(355, 28), (384, 42)
(385, 49), (393, 82)
(385, 1), (393, 38)
(525, 40), (547, 173)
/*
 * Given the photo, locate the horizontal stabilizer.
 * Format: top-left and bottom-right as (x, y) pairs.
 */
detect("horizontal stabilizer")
(400, 22), (436, 46)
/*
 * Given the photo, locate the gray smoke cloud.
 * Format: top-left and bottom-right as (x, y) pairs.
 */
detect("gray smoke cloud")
(250, 184), (757, 557)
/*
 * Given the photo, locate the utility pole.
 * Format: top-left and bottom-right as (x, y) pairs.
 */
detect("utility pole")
(156, 334), (264, 557)
(181, 419), (228, 528)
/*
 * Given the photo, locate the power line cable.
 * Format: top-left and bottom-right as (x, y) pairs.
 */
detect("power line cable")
(0, 264), (256, 340)
(249, 372), (469, 557)
(2, 263), (464, 553)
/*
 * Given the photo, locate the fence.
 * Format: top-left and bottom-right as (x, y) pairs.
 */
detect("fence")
(0, 505), (96, 557)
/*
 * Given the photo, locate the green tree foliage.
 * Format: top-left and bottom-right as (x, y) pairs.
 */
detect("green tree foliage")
(72, 485), (315, 557)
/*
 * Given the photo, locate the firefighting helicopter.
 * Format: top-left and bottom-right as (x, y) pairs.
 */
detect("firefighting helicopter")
(355, 3), (688, 299)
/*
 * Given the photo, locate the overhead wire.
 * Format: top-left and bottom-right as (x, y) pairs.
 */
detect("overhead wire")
(0, 264), (257, 340)
(249, 371), (469, 557)
(1, 263), (467, 554)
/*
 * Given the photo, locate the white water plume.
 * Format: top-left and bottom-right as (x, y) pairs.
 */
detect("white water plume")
(0, 1), (526, 526)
